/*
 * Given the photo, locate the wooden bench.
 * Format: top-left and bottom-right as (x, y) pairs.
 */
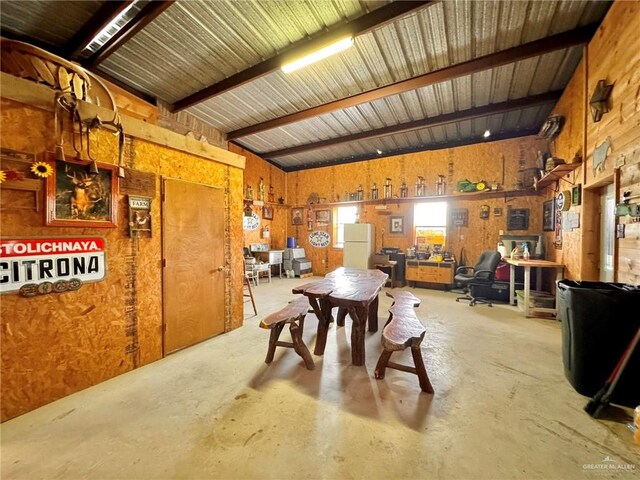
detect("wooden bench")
(374, 291), (434, 393)
(259, 296), (315, 370)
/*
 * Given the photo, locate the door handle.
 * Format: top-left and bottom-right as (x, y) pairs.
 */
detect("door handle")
(217, 265), (225, 271)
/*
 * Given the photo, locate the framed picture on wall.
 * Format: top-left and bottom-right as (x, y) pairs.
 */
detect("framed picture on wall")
(262, 205), (274, 220)
(45, 153), (118, 228)
(506, 208), (529, 230)
(543, 200), (555, 231)
(291, 207), (304, 225)
(315, 209), (331, 225)
(389, 216), (404, 234)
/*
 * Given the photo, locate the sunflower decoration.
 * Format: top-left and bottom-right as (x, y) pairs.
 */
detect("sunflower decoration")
(30, 161), (53, 178)
(0, 170), (6, 184)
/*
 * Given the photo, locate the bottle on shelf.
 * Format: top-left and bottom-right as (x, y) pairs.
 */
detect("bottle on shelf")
(416, 176), (425, 197)
(436, 174), (446, 196)
(383, 178), (393, 199)
(371, 182), (379, 200)
(400, 180), (408, 198)
(523, 243), (530, 260)
(356, 184), (364, 200)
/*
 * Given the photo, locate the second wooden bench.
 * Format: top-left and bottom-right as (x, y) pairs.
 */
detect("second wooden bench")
(259, 296), (315, 370)
(374, 291), (434, 393)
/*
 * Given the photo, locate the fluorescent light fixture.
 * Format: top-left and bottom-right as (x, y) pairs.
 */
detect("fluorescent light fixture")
(483, 130), (491, 138)
(282, 36), (353, 74)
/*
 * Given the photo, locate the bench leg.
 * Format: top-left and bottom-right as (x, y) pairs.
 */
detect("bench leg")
(336, 307), (348, 326)
(374, 349), (393, 379)
(411, 345), (434, 394)
(265, 323), (285, 364)
(289, 321), (315, 370)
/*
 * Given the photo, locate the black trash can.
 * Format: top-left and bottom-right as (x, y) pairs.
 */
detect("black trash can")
(557, 280), (640, 407)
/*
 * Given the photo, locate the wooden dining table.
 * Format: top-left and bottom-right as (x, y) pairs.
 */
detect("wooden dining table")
(292, 267), (388, 366)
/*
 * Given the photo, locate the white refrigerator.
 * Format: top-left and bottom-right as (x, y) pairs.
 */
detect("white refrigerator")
(343, 223), (375, 269)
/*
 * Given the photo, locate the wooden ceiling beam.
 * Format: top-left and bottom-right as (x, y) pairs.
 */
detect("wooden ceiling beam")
(228, 23), (598, 140)
(63, 0), (134, 60)
(263, 91), (562, 158)
(170, 1), (435, 112)
(86, 0), (174, 68)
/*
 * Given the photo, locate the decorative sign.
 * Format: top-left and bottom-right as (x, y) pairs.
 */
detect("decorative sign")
(243, 211), (260, 231)
(128, 195), (152, 237)
(0, 237), (106, 295)
(308, 231), (330, 248)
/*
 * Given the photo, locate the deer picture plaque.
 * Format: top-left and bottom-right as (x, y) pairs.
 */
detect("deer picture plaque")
(44, 153), (118, 228)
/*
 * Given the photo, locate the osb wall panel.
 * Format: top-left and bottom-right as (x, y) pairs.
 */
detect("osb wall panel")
(0, 98), (244, 421)
(284, 136), (547, 273)
(230, 144), (289, 250)
(543, 58), (586, 280)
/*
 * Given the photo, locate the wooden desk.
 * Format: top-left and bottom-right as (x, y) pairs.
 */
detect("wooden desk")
(505, 258), (564, 318)
(292, 267), (388, 366)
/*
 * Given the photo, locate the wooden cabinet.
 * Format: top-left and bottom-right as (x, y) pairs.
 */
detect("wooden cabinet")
(406, 260), (456, 288)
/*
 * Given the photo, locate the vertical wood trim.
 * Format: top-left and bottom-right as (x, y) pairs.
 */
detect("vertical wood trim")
(613, 167), (620, 282)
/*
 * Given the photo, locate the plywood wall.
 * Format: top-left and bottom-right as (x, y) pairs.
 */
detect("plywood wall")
(230, 144), (288, 251)
(286, 136), (547, 273)
(545, 0), (640, 284)
(544, 58), (586, 281)
(0, 98), (244, 421)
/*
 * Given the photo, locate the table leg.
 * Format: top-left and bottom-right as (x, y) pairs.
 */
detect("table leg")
(367, 295), (379, 332)
(509, 264), (515, 306)
(524, 266), (531, 317)
(308, 297), (330, 356)
(347, 305), (367, 366)
(536, 267), (542, 291)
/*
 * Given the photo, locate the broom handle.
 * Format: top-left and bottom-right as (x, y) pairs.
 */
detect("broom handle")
(604, 327), (640, 399)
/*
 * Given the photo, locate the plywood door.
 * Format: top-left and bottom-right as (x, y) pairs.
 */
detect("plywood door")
(162, 178), (225, 354)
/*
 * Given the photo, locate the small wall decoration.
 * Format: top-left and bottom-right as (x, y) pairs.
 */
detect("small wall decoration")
(572, 185), (582, 206)
(506, 208), (529, 230)
(450, 208), (468, 226)
(262, 205), (274, 220)
(556, 190), (571, 212)
(0, 237), (106, 295)
(480, 205), (490, 219)
(243, 211), (260, 231)
(128, 195), (152, 237)
(389, 215), (404, 234)
(493, 207), (503, 217)
(592, 137), (611, 175)
(554, 207), (563, 249)
(543, 200), (555, 231)
(308, 231), (331, 248)
(315, 209), (331, 226)
(291, 207), (304, 225)
(45, 154), (118, 228)
(589, 79), (613, 123)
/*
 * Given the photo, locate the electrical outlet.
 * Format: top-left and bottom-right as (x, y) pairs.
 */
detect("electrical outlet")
(616, 224), (625, 238)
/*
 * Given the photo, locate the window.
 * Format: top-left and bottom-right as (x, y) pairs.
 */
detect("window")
(414, 202), (448, 251)
(334, 206), (358, 247)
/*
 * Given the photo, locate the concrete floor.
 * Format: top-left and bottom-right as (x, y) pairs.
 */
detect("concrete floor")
(1, 277), (638, 480)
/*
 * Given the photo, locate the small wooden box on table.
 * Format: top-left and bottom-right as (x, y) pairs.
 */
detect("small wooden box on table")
(259, 296), (315, 370)
(374, 291), (434, 393)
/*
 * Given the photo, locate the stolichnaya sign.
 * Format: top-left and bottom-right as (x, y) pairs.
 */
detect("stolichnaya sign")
(0, 237), (107, 295)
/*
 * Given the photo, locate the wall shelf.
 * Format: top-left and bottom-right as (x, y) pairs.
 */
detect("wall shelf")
(535, 162), (582, 190)
(291, 189), (539, 208)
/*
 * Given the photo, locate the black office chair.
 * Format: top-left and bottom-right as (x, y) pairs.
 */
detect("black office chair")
(454, 250), (502, 307)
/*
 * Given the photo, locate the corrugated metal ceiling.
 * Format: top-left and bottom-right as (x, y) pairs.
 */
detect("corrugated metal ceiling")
(0, 0), (611, 171)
